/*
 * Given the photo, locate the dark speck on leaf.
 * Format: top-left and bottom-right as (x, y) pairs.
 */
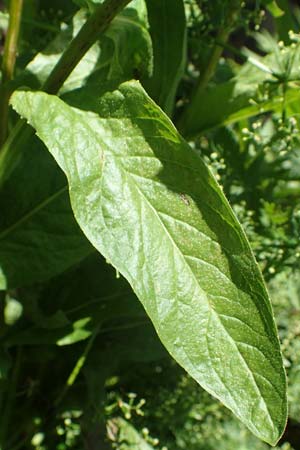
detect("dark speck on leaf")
(180, 193), (190, 206)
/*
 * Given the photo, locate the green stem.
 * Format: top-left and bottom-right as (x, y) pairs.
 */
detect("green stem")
(0, 0), (24, 147)
(177, 2), (241, 136)
(196, 34), (228, 93)
(43, 0), (132, 95)
(54, 326), (100, 408)
(0, 0), (132, 184)
(0, 347), (22, 449)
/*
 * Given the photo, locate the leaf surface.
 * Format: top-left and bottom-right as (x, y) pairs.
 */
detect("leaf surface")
(11, 82), (287, 444)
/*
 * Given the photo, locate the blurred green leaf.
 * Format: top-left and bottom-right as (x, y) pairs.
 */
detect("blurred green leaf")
(4, 254), (146, 347)
(144, 0), (186, 115)
(266, 1), (285, 18)
(0, 137), (92, 289)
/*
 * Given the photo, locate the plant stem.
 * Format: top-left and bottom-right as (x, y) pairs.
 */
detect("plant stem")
(54, 326), (100, 408)
(0, 347), (22, 448)
(0, 0), (24, 147)
(43, 0), (132, 94)
(0, 0), (132, 183)
(176, 2), (241, 136)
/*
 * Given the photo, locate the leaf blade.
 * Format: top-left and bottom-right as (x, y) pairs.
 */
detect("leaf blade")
(11, 82), (287, 444)
(144, 0), (186, 115)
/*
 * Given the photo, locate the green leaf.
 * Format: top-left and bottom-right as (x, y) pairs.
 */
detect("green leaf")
(103, 1), (153, 81)
(272, 0), (295, 42)
(11, 82), (287, 444)
(24, 10), (101, 93)
(56, 317), (93, 345)
(266, 0), (285, 18)
(144, 0), (186, 115)
(19, 4), (152, 94)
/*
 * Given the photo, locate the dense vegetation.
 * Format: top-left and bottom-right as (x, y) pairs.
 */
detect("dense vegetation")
(0, 0), (300, 449)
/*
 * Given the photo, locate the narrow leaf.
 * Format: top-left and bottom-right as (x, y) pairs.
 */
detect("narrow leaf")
(104, 0), (152, 80)
(144, 0), (186, 115)
(11, 82), (287, 444)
